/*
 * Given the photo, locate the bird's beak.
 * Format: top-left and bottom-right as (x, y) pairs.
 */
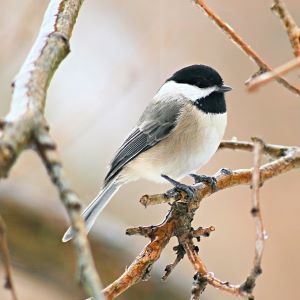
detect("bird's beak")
(217, 85), (232, 93)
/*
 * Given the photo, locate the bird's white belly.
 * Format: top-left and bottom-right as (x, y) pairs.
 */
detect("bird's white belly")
(123, 107), (227, 183)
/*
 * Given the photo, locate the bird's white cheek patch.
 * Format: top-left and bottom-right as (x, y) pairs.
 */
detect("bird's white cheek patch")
(157, 81), (217, 101)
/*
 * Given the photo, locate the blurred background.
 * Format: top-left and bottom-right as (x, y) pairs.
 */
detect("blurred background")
(0, 0), (300, 299)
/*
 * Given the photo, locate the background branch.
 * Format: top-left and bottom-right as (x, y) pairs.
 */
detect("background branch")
(247, 0), (300, 91)
(0, 214), (17, 300)
(35, 124), (104, 298)
(247, 56), (300, 91)
(272, 0), (300, 57)
(239, 138), (265, 296)
(0, 0), (104, 298)
(193, 0), (300, 95)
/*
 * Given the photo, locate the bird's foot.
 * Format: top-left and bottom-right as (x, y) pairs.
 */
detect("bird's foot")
(219, 168), (232, 175)
(189, 174), (217, 192)
(161, 174), (196, 199)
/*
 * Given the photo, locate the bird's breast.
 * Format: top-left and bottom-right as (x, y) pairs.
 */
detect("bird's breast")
(124, 105), (227, 183)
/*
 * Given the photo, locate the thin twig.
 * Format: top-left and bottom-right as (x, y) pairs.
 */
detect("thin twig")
(194, 0), (267, 69)
(272, 0), (300, 57)
(190, 272), (207, 300)
(162, 244), (186, 281)
(219, 139), (290, 158)
(0, 215), (17, 300)
(193, 0), (300, 95)
(184, 240), (250, 298)
(239, 138), (265, 295)
(248, 56), (300, 91)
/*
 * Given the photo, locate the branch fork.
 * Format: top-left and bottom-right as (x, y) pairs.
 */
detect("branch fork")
(194, 0), (300, 95)
(103, 139), (300, 299)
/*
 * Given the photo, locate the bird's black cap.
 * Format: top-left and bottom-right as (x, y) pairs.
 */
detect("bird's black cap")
(167, 64), (224, 88)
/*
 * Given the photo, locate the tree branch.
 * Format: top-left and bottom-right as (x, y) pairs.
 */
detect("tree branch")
(0, 214), (17, 300)
(193, 0), (300, 96)
(248, 0), (300, 92)
(218, 139), (290, 158)
(162, 244), (186, 281)
(0, 0), (81, 177)
(0, 1), (104, 298)
(271, 0), (300, 57)
(34, 122), (104, 299)
(103, 140), (300, 299)
(104, 224), (173, 300)
(184, 240), (250, 298)
(190, 272), (207, 300)
(247, 56), (300, 91)
(239, 138), (265, 295)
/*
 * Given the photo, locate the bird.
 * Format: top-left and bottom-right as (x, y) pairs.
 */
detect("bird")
(62, 64), (232, 242)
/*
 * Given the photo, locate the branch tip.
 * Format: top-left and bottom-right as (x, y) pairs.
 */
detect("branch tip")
(140, 192), (174, 207)
(271, 0), (300, 57)
(162, 244), (186, 281)
(192, 226), (215, 238)
(125, 226), (155, 238)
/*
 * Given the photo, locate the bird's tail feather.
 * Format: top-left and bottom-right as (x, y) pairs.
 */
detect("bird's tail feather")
(62, 179), (121, 242)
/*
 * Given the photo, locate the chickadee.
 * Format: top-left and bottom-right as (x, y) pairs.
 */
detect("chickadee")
(63, 64), (231, 242)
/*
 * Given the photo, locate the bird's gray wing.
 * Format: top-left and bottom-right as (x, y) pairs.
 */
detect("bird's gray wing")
(104, 97), (185, 184)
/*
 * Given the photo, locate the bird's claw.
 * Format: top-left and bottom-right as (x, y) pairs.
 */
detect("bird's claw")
(189, 174), (217, 192)
(161, 174), (196, 199)
(219, 168), (232, 175)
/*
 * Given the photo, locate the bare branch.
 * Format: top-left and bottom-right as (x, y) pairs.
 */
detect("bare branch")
(0, 1), (104, 298)
(103, 141), (300, 299)
(191, 226), (215, 239)
(193, 0), (300, 96)
(35, 123), (104, 299)
(219, 139), (292, 158)
(0, 0), (83, 178)
(103, 222), (173, 300)
(162, 244), (186, 281)
(272, 0), (300, 57)
(184, 240), (250, 298)
(247, 56), (300, 91)
(140, 141), (299, 207)
(190, 272), (207, 300)
(239, 138), (265, 295)
(125, 225), (155, 238)
(0, 214), (17, 300)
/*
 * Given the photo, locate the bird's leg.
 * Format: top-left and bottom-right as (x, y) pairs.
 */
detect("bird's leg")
(189, 174), (217, 192)
(161, 174), (196, 199)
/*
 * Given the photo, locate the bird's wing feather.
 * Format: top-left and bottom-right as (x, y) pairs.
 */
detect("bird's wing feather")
(104, 96), (186, 184)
